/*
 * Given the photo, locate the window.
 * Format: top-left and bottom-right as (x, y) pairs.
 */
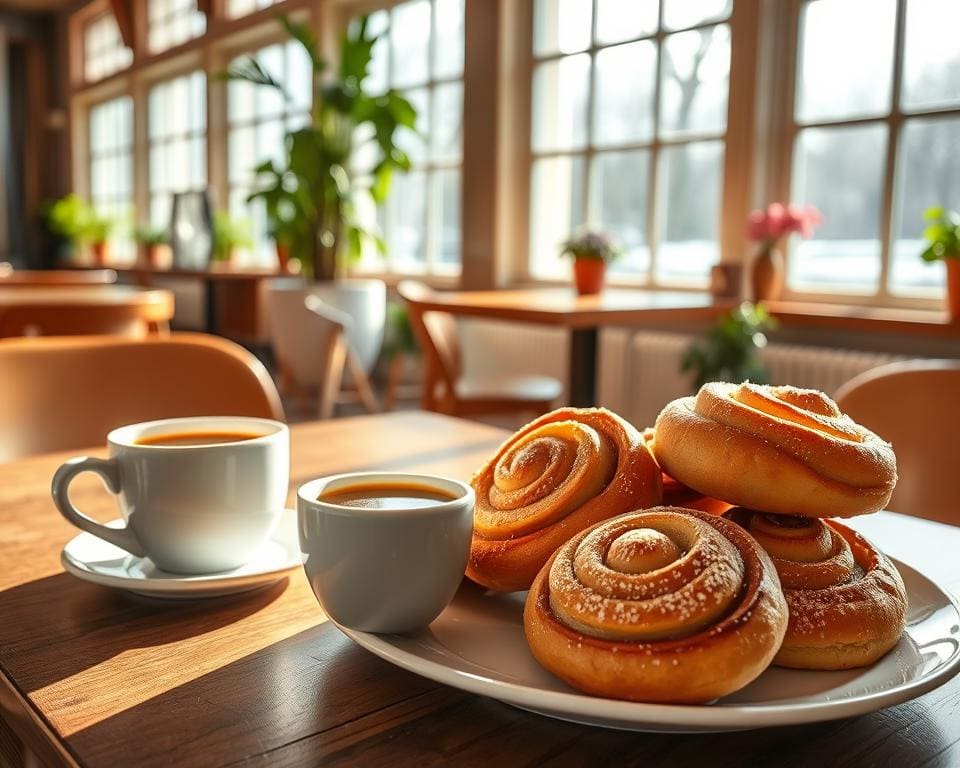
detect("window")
(89, 96), (134, 260)
(787, 0), (960, 299)
(357, 0), (465, 274)
(225, 0), (279, 18)
(148, 71), (207, 228)
(83, 12), (132, 82)
(529, 0), (731, 285)
(148, 0), (206, 54)
(227, 40), (312, 265)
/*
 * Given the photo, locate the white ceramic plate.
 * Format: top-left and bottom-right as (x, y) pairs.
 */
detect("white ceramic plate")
(337, 559), (960, 732)
(61, 509), (301, 599)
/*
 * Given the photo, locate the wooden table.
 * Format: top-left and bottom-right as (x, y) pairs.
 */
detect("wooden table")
(414, 288), (729, 406)
(0, 286), (175, 337)
(120, 265), (287, 338)
(1, 412), (958, 767)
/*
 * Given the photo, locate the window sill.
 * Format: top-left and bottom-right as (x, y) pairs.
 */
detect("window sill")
(763, 300), (960, 338)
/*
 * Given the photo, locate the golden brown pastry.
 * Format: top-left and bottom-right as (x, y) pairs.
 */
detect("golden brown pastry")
(642, 427), (731, 515)
(724, 508), (907, 669)
(524, 507), (788, 703)
(654, 382), (897, 518)
(468, 408), (661, 592)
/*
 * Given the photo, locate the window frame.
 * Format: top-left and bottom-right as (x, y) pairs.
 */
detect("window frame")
(770, 0), (959, 309)
(334, 0), (467, 279)
(526, 0), (737, 291)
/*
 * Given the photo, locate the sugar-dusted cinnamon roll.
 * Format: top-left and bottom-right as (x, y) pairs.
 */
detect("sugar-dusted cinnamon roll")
(725, 508), (907, 669)
(642, 427), (731, 515)
(524, 507), (787, 703)
(654, 382), (897, 518)
(468, 408), (661, 592)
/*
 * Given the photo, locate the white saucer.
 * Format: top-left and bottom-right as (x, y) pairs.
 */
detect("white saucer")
(61, 509), (302, 599)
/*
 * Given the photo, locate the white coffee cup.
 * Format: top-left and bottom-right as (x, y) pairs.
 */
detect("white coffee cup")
(298, 472), (475, 633)
(52, 416), (289, 574)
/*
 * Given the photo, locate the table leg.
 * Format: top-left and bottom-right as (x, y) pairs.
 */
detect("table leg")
(204, 279), (217, 334)
(568, 327), (598, 408)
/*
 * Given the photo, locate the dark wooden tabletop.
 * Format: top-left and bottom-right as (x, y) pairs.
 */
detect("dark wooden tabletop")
(1, 411), (958, 768)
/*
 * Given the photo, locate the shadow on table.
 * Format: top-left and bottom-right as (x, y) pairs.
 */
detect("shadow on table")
(0, 571), (288, 693)
(64, 618), (954, 768)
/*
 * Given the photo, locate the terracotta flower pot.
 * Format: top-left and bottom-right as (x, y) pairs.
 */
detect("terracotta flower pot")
(90, 241), (110, 267)
(946, 259), (960, 322)
(143, 244), (172, 270)
(572, 258), (606, 296)
(751, 247), (784, 301)
(276, 242), (290, 273)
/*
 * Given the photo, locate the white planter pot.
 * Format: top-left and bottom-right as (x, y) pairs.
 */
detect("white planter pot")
(266, 278), (386, 380)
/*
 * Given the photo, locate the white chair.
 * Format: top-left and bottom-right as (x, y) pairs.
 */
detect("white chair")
(266, 288), (378, 420)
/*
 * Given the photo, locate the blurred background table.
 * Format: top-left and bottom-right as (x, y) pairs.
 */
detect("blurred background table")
(0, 286), (174, 337)
(411, 289), (731, 406)
(0, 411), (957, 768)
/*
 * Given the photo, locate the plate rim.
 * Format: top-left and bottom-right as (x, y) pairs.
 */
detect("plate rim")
(60, 511), (300, 595)
(336, 557), (960, 730)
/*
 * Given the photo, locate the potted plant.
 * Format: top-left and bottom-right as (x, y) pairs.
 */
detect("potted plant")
(560, 230), (620, 296)
(223, 14), (415, 374)
(682, 302), (779, 391)
(212, 212), (252, 266)
(747, 203), (821, 300)
(920, 206), (960, 321)
(134, 225), (171, 269)
(41, 194), (114, 266)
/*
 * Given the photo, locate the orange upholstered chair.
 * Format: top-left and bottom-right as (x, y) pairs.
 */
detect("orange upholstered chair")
(835, 359), (960, 526)
(0, 333), (283, 461)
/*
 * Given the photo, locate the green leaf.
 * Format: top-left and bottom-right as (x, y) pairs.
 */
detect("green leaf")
(924, 205), (945, 221)
(278, 15), (326, 72)
(220, 57), (288, 99)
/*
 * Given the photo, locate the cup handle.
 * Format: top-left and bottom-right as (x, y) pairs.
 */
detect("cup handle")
(51, 457), (146, 557)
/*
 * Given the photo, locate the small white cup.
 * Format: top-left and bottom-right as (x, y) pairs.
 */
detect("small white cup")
(52, 416), (289, 574)
(298, 472), (475, 634)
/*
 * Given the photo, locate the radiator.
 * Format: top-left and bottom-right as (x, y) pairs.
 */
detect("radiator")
(621, 332), (906, 428)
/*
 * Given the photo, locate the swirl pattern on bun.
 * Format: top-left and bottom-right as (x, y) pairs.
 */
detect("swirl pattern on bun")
(524, 507), (788, 703)
(467, 408), (661, 592)
(654, 382), (897, 518)
(725, 509), (907, 669)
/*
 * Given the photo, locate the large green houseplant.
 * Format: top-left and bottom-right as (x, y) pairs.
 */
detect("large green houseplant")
(224, 15), (416, 281)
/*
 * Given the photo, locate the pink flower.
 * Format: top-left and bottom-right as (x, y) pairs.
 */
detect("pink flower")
(746, 203), (823, 243)
(765, 203), (789, 238)
(746, 210), (769, 241)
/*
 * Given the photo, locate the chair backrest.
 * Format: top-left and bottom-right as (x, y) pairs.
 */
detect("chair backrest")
(397, 281), (461, 403)
(0, 269), (117, 286)
(835, 359), (960, 526)
(0, 333), (284, 461)
(0, 287), (173, 338)
(265, 284), (348, 388)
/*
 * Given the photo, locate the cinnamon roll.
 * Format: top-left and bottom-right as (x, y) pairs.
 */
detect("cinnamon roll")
(468, 408), (661, 592)
(654, 382), (897, 518)
(642, 427), (731, 515)
(524, 507), (788, 703)
(725, 509), (907, 669)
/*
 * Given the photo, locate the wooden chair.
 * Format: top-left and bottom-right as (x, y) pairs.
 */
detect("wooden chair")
(0, 333), (283, 461)
(0, 266), (117, 285)
(397, 280), (562, 418)
(265, 287), (378, 420)
(835, 359), (960, 526)
(0, 287), (174, 337)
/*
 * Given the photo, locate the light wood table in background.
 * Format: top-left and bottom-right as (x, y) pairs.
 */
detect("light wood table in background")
(0, 286), (174, 337)
(0, 411), (958, 767)
(413, 288), (731, 406)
